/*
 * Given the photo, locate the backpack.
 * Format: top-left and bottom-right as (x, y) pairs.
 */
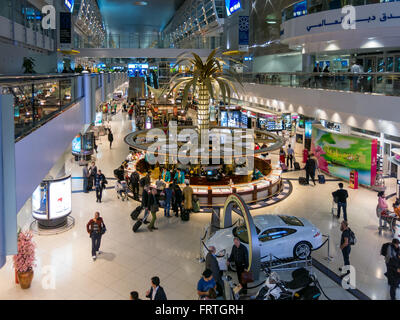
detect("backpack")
(130, 172), (139, 185)
(348, 229), (356, 246)
(381, 242), (391, 257)
(139, 177), (146, 187)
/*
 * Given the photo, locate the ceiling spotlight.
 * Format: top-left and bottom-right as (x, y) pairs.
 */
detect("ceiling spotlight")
(134, 1), (148, 5)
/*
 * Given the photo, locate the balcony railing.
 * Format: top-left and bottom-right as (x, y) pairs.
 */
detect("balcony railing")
(240, 72), (400, 97)
(0, 74), (86, 141)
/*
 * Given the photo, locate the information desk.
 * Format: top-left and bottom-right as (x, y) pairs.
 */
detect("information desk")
(123, 154), (282, 207)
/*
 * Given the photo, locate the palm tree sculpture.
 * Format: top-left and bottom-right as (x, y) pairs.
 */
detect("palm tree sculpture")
(165, 49), (243, 133)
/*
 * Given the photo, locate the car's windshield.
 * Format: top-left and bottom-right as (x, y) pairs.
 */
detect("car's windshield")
(278, 215), (304, 226)
(232, 225), (261, 244)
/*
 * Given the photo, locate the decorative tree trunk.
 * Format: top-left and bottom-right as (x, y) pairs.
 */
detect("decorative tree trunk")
(197, 83), (210, 133)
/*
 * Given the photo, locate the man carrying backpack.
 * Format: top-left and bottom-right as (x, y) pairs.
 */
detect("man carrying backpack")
(383, 239), (400, 279)
(130, 171), (140, 200)
(339, 220), (354, 269)
(387, 252), (400, 300)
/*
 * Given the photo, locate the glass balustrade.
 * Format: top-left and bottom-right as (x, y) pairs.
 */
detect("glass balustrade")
(0, 75), (83, 140)
(240, 72), (400, 97)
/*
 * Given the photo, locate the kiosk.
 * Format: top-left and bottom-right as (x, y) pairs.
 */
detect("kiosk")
(32, 176), (72, 229)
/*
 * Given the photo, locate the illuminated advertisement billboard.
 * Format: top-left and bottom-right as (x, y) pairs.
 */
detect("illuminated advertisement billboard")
(226, 0), (241, 17)
(311, 125), (377, 186)
(49, 177), (72, 219)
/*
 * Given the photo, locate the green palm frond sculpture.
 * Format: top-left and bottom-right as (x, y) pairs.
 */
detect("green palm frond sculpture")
(165, 49), (243, 132)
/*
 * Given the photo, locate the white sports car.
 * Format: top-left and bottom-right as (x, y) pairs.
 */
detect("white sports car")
(204, 214), (322, 261)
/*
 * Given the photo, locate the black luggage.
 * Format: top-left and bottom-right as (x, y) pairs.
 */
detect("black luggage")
(181, 209), (190, 221)
(294, 162), (301, 171)
(296, 285), (321, 300)
(130, 206), (143, 220)
(318, 174), (325, 184)
(299, 177), (308, 185)
(87, 179), (93, 191)
(132, 220), (143, 233)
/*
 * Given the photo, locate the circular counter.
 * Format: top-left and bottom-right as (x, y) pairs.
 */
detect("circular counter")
(124, 155), (282, 207)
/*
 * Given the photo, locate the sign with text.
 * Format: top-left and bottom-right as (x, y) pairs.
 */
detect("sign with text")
(59, 12), (72, 49)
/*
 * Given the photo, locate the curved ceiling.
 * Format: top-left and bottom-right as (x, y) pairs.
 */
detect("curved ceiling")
(97, 0), (186, 34)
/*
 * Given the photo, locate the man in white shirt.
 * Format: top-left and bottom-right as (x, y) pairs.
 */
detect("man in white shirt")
(351, 61), (363, 91)
(286, 144), (295, 169)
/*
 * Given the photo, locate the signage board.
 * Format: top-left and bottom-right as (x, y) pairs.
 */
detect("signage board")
(64, 0), (74, 12)
(226, 0), (241, 17)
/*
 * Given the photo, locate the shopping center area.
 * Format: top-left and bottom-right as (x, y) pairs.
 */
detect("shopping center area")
(1, 0), (400, 305)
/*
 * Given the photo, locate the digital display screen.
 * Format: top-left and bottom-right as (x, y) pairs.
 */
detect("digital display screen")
(226, 0), (241, 17)
(72, 135), (81, 154)
(305, 121), (313, 138)
(49, 177), (72, 219)
(95, 112), (103, 126)
(32, 184), (48, 220)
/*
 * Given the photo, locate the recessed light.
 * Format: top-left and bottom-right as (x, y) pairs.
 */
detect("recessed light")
(134, 1), (148, 6)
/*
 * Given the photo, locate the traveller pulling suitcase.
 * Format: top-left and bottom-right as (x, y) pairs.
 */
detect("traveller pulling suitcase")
(130, 205), (143, 220)
(132, 210), (150, 233)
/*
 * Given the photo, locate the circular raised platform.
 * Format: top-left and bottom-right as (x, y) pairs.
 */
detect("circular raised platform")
(30, 216), (75, 236)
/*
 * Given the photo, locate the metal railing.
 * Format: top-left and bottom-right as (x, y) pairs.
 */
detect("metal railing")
(240, 72), (400, 97)
(282, 0), (392, 22)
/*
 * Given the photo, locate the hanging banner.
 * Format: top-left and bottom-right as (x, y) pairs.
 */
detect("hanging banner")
(238, 16), (249, 46)
(59, 12), (72, 50)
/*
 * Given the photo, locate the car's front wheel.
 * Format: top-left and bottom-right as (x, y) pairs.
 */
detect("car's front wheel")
(293, 241), (312, 260)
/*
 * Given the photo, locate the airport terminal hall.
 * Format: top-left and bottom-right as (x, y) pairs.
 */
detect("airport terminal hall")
(2, 0), (400, 311)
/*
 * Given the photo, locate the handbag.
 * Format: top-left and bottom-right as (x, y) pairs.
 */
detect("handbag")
(240, 271), (254, 284)
(101, 225), (107, 235)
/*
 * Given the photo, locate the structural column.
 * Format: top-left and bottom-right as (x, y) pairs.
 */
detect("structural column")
(0, 94), (17, 268)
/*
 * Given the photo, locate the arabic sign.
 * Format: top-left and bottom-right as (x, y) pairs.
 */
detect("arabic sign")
(281, 2), (400, 39)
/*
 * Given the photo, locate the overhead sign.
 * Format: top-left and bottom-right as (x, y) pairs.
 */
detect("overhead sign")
(59, 12), (72, 49)
(226, 0), (241, 17)
(64, 0), (74, 12)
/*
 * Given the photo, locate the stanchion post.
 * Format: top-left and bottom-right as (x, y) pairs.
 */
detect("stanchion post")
(323, 235), (334, 261)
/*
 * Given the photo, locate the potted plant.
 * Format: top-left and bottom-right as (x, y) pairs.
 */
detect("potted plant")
(13, 231), (36, 289)
(22, 57), (36, 74)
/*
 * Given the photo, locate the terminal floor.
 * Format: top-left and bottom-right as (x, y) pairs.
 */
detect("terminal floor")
(0, 111), (392, 300)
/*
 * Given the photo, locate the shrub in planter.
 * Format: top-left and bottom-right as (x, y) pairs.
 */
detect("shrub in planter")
(13, 231), (36, 289)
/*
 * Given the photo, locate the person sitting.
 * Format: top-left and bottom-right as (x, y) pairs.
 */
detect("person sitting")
(197, 269), (217, 299)
(377, 191), (396, 231)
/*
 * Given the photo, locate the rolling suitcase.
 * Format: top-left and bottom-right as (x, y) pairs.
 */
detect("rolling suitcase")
(132, 220), (143, 233)
(318, 174), (325, 184)
(294, 162), (301, 171)
(181, 209), (190, 221)
(299, 177), (309, 185)
(130, 206), (143, 220)
(280, 162), (288, 172)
